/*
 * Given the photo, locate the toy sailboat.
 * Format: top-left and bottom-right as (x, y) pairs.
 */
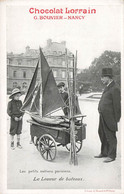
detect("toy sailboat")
(21, 48), (69, 125)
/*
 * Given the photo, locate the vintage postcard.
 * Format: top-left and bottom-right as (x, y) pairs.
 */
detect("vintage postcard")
(0, 0), (124, 194)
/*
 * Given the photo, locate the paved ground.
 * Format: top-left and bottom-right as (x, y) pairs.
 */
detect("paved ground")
(7, 95), (121, 189)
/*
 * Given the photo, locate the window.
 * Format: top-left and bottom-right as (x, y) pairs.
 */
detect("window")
(27, 60), (31, 65)
(70, 60), (73, 67)
(13, 71), (17, 77)
(22, 82), (27, 88)
(23, 71), (26, 78)
(7, 59), (9, 65)
(47, 58), (52, 65)
(62, 61), (65, 66)
(9, 59), (13, 64)
(18, 60), (22, 65)
(53, 58), (57, 64)
(59, 51), (62, 55)
(53, 70), (57, 78)
(13, 82), (17, 88)
(53, 51), (57, 55)
(70, 71), (73, 79)
(62, 71), (66, 78)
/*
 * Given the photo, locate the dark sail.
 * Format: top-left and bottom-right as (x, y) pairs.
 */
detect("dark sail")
(21, 61), (39, 111)
(39, 48), (66, 116)
(30, 84), (40, 113)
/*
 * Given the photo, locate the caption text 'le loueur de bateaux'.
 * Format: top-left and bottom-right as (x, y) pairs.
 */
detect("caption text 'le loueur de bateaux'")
(19, 169), (84, 182)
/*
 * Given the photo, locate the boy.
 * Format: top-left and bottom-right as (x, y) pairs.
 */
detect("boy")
(57, 82), (69, 116)
(7, 88), (24, 150)
(57, 82), (81, 117)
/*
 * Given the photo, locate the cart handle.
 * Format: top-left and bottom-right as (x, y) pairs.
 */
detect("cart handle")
(70, 114), (86, 120)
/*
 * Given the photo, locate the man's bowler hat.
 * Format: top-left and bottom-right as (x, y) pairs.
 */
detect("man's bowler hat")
(57, 82), (65, 88)
(9, 88), (21, 99)
(101, 68), (113, 77)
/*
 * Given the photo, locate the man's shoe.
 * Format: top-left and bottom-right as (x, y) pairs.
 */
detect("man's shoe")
(11, 142), (15, 150)
(17, 142), (22, 149)
(103, 157), (115, 163)
(94, 154), (107, 158)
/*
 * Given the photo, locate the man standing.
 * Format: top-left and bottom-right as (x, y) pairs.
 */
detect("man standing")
(95, 68), (121, 162)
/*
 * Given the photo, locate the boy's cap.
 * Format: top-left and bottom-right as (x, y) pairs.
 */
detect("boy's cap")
(9, 88), (21, 99)
(57, 82), (65, 88)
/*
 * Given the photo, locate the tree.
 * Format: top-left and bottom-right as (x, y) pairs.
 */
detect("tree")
(77, 50), (121, 93)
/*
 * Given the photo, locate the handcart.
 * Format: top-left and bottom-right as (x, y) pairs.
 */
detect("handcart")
(28, 115), (86, 161)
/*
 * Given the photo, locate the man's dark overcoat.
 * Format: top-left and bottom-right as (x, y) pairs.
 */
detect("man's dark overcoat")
(98, 80), (121, 159)
(98, 80), (121, 131)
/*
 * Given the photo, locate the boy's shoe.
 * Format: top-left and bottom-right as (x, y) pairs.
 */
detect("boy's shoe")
(17, 142), (22, 149)
(11, 142), (15, 150)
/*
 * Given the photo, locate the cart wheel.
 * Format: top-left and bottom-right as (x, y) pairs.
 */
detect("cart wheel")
(38, 134), (57, 161)
(65, 140), (82, 153)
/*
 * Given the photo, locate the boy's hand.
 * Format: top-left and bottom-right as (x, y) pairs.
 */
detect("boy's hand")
(19, 116), (22, 120)
(15, 117), (19, 121)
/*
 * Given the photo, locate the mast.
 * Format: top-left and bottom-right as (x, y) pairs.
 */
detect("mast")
(39, 48), (42, 117)
(65, 49), (78, 165)
(72, 51), (78, 165)
(65, 49), (71, 118)
(74, 51), (77, 115)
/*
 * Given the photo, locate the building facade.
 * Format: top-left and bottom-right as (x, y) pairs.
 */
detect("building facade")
(7, 39), (74, 93)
